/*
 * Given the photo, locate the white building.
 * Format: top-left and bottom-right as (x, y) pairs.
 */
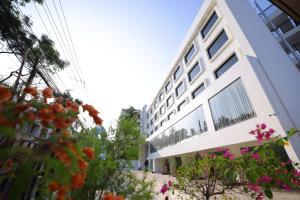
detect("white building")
(140, 0), (300, 173)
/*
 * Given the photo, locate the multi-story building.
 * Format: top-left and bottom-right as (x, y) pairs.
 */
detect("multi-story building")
(251, 0), (300, 70)
(141, 0), (300, 173)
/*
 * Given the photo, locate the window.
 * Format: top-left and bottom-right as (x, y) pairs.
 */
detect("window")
(207, 30), (228, 59)
(160, 105), (165, 115)
(149, 105), (207, 153)
(154, 101), (158, 108)
(188, 62), (202, 82)
(151, 130), (153, 135)
(184, 44), (196, 64)
(215, 54), (238, 78)
(167, 111), (174, 120)
(192, 83), (205, 99)
(209, 78), (256, 130)
(147, 123), (149, 129)
(150, 108), (153, 114)
(159, 92), (164, 101)
(201, 11), (218, 38)
(165, 81), (172, 92)
(154, 112), (159, 121)
(155, 125), (158, 131)
(147, 113), (149, 119)
(150, 119), (153, 125)
(173, 66), (182, 81)
(160, 119), (165, 126)
(177, 100), (186, 112)
(175, 81), (185, 97)
(166, 95), (174, 107)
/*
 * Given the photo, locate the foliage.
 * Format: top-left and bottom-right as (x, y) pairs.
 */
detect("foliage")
(0, 85), (102, 199)
(175, 124), (300, 200)
(70, 115), (154, 200)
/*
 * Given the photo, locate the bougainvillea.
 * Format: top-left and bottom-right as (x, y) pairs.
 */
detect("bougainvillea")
(175, 123), (299, 200)
(0, 85), (103, 199)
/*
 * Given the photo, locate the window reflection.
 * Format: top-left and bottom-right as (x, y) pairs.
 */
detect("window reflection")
(150, 105), (207, 153)
(209, 78), (256, 130)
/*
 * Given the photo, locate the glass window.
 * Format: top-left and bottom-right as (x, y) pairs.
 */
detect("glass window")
(150, 119), (153, 125)
(207, 30), (228, 59)
(166, 95), (174, 107)
(154, 101), (158, 108)
(154, 112), (159, 121)
(188, 62), (202, 82)
(215, 54), (238, 78)
(165, 81), (172, 92)
(201, 11), (218, 38)
(149, 105), (207, 153)
(175, 81), (185, 97)
(160, 119), (165, 127)
(192, 83), (205, 99)
(177, 100), (186, 112)
(167, 111), (174, 120)
(147, 123), (149, 129)
(155, 125), (158, 131)
(160, 105), (165, 115)
(147, 113), (149, 119)
(209, 78), (256, 131)
(173, 66), (182, 81)
(184, 44), (196, 64)
(150, 108), (153, 114)
(159, 92), (164, 101)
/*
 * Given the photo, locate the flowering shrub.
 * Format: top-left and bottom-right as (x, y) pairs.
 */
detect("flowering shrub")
(0, 85), (102, 199)
(175, 123), (299, 200)
(160, 180), (173, 200)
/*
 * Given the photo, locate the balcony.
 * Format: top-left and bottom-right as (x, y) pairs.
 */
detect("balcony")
(258, 4), (279, 19)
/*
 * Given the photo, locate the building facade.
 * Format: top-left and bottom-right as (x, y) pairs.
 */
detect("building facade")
(251, 0), (300, 70)
(141, 0), (300, 173)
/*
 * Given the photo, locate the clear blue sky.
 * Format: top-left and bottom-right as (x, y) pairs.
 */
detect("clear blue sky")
(2, 0), (269, 128)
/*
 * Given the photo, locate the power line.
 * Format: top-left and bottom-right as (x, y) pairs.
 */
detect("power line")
(42, 1), (88, 100)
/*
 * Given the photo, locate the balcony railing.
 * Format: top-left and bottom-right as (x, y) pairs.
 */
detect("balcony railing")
(258, 4), (279, 19)
(277, 19), (299, 33)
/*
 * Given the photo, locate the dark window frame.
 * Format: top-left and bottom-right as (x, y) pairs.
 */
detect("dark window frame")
(175, 81), (185, 97)
(201, 11), (218, 38)
(188, 62), (202, 82)
(177, 100), (186, 112)
(166, 95), (174, 107)
(184, 44), (196, 64)
(214, 53), (238, 79)
(173, 65), (183, 81)
(207, 30), (228, 59)
(192, 83), (205, 99)
(165, 80), (172, 92)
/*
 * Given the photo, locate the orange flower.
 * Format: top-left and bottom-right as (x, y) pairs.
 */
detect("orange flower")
(70, 102), (79, 113)
(66, 100), (73, 108)
(71, 173), (85, 189)
(38, 108), (54, 121)
(15, 103), (30, 113)
(102, 193), (124, 200)
(83, 147), (94, 160)
(24, 86), (38, 97)
(57, 185), (68, 196)
(94, 116), (103, 125)
(6, 159), (13, 168)
(77, 158), (88, 170)
(48, 181), (60, 192)
(53, 148), (72, 166)
(0, 86), (12, 103)
(42, 87), (53, 99)
(52, 103), (65, 113)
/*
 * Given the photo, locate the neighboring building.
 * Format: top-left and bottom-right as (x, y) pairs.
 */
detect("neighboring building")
(250, 0), (300, 70)
(141, 0), (300, 173)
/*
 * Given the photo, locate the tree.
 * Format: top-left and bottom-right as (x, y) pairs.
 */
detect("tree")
(71, 118), (154, 200)
(0, 0), (69, 98)
(175, 124), (300, 200)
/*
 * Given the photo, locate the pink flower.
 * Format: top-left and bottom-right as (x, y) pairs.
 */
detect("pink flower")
(247, 183), (261, 193)
(258, 175), (272, 183)
(168, 180), (172, 187)
(241, 147), (250, 155)
(224, 150), (234, 160)
(249, 130), (256, 135)
(293, 170), (300, 177)
(160, 184), (168, 194)
(216, 147), (224, 152)
(251, 153), (260, 161)
(275, 179), (283, 186)
(209, 154), (216, 159)
(260, 123), (267, 130)
(269, 128), (275, 134)
(282, 183), (291, 191)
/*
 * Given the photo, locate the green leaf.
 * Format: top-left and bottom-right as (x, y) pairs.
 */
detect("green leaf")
(0, 126), (16, 139)
(264, 188), (273, 199)
(8, 160), (34, 200)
